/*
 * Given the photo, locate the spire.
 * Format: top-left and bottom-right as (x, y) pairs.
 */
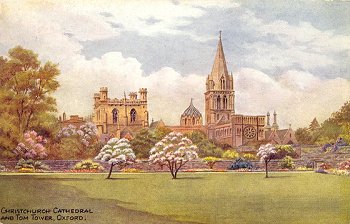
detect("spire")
(266, 111), (270, 126)
(210, 31), (229, 78)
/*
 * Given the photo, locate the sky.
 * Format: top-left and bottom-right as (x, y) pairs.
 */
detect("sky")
(0, 0), (349, 128)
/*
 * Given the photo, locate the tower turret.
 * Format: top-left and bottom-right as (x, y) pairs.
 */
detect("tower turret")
(139, 88), (148, 101)
(272, 110), (279, 130)
(99, 87), (108, 101)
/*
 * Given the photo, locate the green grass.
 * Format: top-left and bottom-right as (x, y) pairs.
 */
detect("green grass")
(1, 172), (350, 224)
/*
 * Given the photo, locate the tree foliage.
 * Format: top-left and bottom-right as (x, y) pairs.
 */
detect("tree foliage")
(130, 128), (157, 158)
(295, 101), (350, 146)
(149, 132), (198, 179)
(13, 130), (47, 160)
(54, 122), (99, 159)
(0, 46), (60, 158)
(185, 131), (223, 158)
(257, 144), (276, 178)
(95, 138), (136, 179)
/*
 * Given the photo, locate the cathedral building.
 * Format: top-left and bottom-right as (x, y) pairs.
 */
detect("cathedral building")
(92, 87), (149, 138)
(205, 33), (266, 146)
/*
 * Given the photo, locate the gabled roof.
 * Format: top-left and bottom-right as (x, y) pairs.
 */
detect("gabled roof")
(216, 114), (230, 125)
(181, 99), (202, 118)
(149, 119), (165, 130)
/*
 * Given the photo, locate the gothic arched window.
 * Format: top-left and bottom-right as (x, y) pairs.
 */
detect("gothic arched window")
(130, 109), (136, 123)
(217, 96), (221, 109)
(112, 108), (118, 124)
(223, 95), (227, 109)
(220, 77), (226, 90)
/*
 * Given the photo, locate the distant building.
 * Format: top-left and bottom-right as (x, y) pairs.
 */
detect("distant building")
(92, 87), (149, 138)
(264, 112), (298, 145)
(59, 113), (85, 127)
(167, 100), (206, 134)
(204, 33), (266, 146)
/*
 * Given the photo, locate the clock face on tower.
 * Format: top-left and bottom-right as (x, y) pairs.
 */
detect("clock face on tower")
(243, 126), (257, 139)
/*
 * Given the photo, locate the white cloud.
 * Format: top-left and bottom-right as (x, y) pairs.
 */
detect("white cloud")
(239, 9), (350, 71)
(0, 0), (349, 131)
(235, 68), (350, 129)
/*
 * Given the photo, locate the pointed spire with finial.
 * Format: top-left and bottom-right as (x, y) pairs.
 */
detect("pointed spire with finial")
(210, 31), (229, 79)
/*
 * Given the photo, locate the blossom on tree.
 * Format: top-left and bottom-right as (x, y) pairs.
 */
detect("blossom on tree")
(58, 122), (97, 147)
(95, 138), (136, 179)
(14, 130), (47, 160)
(149, 132), (198, 179)
(257, 143), (276, 178)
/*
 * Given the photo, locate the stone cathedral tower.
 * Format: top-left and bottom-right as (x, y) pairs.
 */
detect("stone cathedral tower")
(205, 32), (235, 125)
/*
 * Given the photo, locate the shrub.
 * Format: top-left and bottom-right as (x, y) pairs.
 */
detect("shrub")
(222, 150), (240, 159)
(121, 168), (144, 173)
(329, 169), (349, 176)
(15, 159), (50, 171)
(202, 157), (221, 169)
(318, 163), (332, 170)
(73, 159), (104, 171)
(228, 158), (253, 170)
(338, 160), (350, 170)
(274, 145), (297, 159)
(296, 166), (313, 171)
(280, 156), (295, 170)
(242, 153), (257, 161)
(14, 130), (47, 160)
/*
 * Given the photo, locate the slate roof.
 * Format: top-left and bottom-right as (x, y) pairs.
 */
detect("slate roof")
(181, 99), (202, 117)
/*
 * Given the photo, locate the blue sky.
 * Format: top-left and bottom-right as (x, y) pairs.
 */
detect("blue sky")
(0, 0), (349, 128)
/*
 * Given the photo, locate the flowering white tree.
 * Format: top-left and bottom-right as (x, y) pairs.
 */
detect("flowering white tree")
(257, 143), (276, 178)
(95, 138), (136, 179)
(149, 132), (198, 179)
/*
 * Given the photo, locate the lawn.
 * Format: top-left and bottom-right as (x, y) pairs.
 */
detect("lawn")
(0, 172), (349, 224)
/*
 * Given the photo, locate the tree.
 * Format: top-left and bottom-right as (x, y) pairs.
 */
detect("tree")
(202, 157), (220, 169)
(295, 128), (313, 145)
(308, 118), (320, 131)
(185, 131), (223, 158)
(0, 46), (60, 157)
(95, 138), (136, 179)
(13, 130), (49, 172)
(14, 130), (47, 160)
(257, 144), (276, 178)
(130, 128), (157, 158)
(149, 132), (198, 179)
(153, 126), (172, 141)
(57, 122), (99, 159)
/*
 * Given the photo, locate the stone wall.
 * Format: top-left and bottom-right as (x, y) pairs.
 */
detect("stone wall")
(0, 159), (308, 172)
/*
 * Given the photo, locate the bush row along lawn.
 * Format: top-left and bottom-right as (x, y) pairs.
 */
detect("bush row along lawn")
(0, 172), (350, 224)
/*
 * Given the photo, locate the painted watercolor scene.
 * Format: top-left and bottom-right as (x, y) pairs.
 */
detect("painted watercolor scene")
(0, 1), (349, 223)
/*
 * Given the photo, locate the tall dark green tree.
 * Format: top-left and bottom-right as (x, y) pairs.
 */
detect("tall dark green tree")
(130, 128), (157, 158)
(0, 46), (60, 158)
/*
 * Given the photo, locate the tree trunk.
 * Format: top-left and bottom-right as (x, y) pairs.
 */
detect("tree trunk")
(265, 161), (268, 178)
(171, 170), (176, 179)
(173, 170), (177, 179)
(106, 164), (115, 179)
